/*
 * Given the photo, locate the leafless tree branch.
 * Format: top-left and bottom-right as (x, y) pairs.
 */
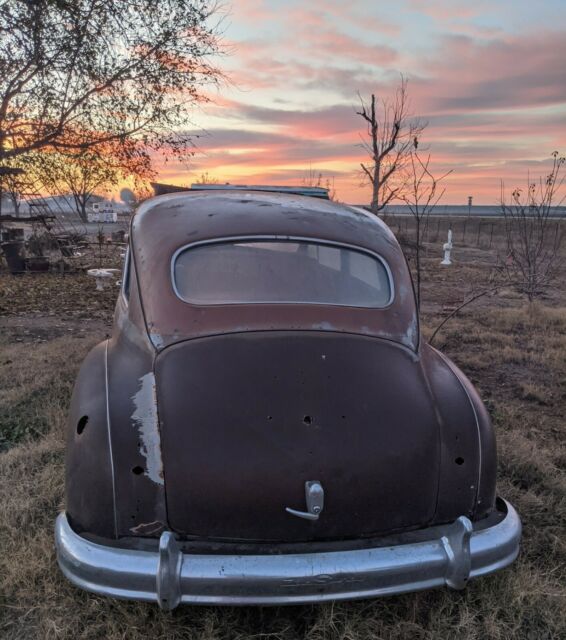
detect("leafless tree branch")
(356, 76), (427, 214)
(499, 152), (565, 301)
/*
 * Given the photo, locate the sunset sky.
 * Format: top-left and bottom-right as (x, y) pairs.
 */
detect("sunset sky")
(159, 0), (566, 205)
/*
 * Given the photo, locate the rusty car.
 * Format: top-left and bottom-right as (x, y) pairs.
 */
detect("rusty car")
(55, 189), (521, 609)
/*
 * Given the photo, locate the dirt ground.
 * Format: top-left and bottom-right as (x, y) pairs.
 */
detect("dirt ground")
(0, 229), (565, 639)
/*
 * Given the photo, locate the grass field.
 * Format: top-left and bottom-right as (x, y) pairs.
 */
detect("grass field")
(0, 229), (565, 639)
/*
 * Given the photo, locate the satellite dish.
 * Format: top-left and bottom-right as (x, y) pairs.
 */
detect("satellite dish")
(120, 188), (136, 204)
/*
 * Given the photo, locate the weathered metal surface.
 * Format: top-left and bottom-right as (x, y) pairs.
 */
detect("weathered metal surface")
(131, 192), (419, 351)
(67, 255), (167, 539)
(435, 349), (497, 519)
(65, 341), (116, 538)
(61, 189), (511, 605)
(157, 531), (182, 610)
(54, 500), (521, 607)
(420, 344), (495, 522)
(156, 331), (440, 541)
(105, 332), (167, 538)
(442, 515), (473, 589)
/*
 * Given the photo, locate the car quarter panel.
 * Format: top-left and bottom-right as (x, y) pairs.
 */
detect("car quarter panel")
(105, 328), (168, 539)
(66, 341), (116, 538)
(432, 348), (497, 519)
(421, 344), (496, 522)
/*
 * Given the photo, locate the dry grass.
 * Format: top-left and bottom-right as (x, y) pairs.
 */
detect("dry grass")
(0, 333), (98, 449)
(1, 240), (565, 638)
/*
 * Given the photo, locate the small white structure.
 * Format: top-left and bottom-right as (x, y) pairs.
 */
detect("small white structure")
(87, 268), (120, 291)
(441, 229), (453, 266)
(87, 201), (118, 223)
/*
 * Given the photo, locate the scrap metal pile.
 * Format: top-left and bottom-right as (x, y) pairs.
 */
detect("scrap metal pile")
(0, 168), (127, 275)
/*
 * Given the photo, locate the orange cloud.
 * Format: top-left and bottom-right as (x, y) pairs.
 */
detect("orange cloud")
(150, 3), (566, 205)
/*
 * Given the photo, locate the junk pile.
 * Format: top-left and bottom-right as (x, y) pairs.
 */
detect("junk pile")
(0, 166), (128, 275)
(0, 223), (88, 274)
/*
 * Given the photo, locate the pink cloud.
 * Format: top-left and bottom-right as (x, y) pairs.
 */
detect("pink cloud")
(407, 0), (492, 21)
(298, 29), (398, 66)
(157, 4), (566, 204)
(412, 31), (566, 113)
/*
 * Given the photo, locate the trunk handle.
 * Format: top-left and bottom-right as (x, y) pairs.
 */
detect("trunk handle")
(285, 480), (324, 521)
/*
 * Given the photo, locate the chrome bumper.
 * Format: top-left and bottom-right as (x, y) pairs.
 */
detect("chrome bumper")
(55, 501), (520, 609)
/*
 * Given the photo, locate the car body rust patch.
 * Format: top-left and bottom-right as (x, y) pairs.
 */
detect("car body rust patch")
(131, 372), (164, 485)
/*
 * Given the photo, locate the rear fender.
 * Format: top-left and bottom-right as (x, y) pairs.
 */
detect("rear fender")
(66, 330), (168, 539)
(422, 344), (496, 521)
(66, 341), (116, 538)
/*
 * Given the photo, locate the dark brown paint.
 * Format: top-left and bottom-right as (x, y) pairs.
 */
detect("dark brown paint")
(65, 191), (496, 545)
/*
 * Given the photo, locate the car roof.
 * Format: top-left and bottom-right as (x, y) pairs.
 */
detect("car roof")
(129, 191), (419, 351)
(132, 190), (399, 256)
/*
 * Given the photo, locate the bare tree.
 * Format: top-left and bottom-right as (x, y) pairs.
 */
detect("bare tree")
(194, 171), (220, 184)
(0, 0), (222, 162)
(301, 166), (337, 201)
(400, 149), (452, 309)
(500, 152), (565, 301)
(356, 77), (426, 214)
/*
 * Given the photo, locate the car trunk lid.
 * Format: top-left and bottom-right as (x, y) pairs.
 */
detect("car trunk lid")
(155, 332), (440, 542)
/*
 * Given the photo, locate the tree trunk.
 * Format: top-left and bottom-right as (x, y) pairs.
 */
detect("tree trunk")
(73, 194), (88, 222)
(370, 165), (380, 214)
(415, 216), (421, 309)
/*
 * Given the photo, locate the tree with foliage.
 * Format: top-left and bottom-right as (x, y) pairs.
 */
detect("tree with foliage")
(0, 160), (25, 216)
(356, 77), (426, 214)
(31, 135), (155, 221)
(0, 0), (222, 163)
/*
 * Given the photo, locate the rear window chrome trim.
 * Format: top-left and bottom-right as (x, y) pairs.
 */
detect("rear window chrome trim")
(170, 235), (395, 309)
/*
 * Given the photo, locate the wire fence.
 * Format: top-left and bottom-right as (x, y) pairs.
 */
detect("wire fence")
(385, 215), (566, 252)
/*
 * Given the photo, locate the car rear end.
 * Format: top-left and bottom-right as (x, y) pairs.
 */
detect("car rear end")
(55, 193), (521, 608)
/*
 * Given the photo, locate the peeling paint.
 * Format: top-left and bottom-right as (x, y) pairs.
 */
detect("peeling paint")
(129, 520), (165, 536)
(313, 321), (335, 331)
(149, 331), (164, 350)
(402, 312), (419, 350)
(398, 283), (410, 301)
(131, 373), (164, 485)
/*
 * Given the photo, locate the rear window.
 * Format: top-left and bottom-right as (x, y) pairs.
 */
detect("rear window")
(173, 239), (392, 307)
